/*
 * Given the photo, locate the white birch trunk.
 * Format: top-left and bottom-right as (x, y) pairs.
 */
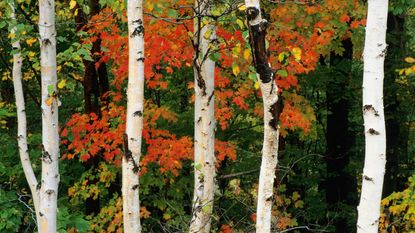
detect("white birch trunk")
(39, 0), (59, 231)
(256, 80), (279, 233)
(10, 1), (41, 227)
(123, 0), (144, 231)
(245, 0), (280, 232)
(189, 1), (216, 232)
(357, 0), (388, 232)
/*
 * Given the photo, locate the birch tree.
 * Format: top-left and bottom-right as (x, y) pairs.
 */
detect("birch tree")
(38, 0), (60, 230)
(10, 0), (40, 227)
(357, 0), (388, 232)
(245, 0), (280, 232)
(123, 0), (144, 231)
(189, 1), (216, 232)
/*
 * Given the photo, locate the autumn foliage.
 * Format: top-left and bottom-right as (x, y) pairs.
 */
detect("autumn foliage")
(56, 0), (366, 231)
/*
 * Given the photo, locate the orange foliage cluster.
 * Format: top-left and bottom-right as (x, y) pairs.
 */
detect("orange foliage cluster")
(263, 0), (365, 133)
(62, 103), (125, 164)
(62, 101), (195, 175)
(63, 0), (365, 182)
(62, 101), (236, 175)
(220, 224), (234, 233)
(279, 93), (315, 137)
(141, 128), (193, 176)
(269, 0), (365, 78)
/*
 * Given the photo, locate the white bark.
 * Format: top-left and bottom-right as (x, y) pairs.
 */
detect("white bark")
(357, 0), (388, 232)
(245, 0), (280, 232)
(123, 0), (144, 231)
(39, 0), (59, 231)
(189, 1), (216, 232)
(10, 1), (40, 227)
(256, 80), (279, 233)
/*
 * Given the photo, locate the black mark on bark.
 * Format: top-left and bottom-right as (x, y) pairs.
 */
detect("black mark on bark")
(45, 189), (55, 195)
(42, 38), (51, 47)
(123, 134), (140, 174)
(363, 175), (374, 182)
(368, 128), (380, 135)
(41, 145), (53, 164)
(269, 97), (283, 130)
(131, 19), (144, 37)
(363, 104), (379, 116)
(246, 7), (273, 84)
(207, 91), (214, 106)
(133, 111), (142, 117)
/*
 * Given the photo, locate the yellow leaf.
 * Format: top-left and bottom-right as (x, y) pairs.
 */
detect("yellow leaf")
(45, 97), (53, 106)
(69, 0), (76, 10)
(278, 52), (287, 63)
(238, 4), (246, 11)
(140, 207), (151, 219)
(28, 51), (36, 57)
(57, 79), (66, 89)
(243, 49), (251, 60)
(8, 33), (15, 39)
(292, 47), (302, 61)
(147, 2), (154, 11)
(254, 81), (260, 90)
(26, 38), (37, 46)
(74, 9), (78, 16)
(232, 65), (240, 76)
(163, 213), (171, 221)
(203, 29), (212, 40)
(404, 57), (415, 63)
(294, 200), (304, 208)
(232, 44), (241, 57)
(292, 191), (300, 201)
(236, 19), (244, 29)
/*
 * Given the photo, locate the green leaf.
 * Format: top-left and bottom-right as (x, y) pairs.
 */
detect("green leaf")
(167, 9), (179, 18)
(194, 163), (203, 171)
(276, 70), (288, 77)
(202, 205), (211, 213)
(47, 85), (55, 95)
(209, 52), (221, 62)
(248, 73), (257, 81)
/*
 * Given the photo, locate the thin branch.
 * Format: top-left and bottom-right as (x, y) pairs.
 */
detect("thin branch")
(218, 169), (259, 179)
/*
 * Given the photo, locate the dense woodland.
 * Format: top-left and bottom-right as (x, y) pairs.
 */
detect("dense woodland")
(1, 0), (415, 232)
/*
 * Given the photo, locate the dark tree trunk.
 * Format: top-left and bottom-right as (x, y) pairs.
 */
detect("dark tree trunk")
(73, 0), (110, 215)
(75, 0), (109, 115)
(0, 80), (16, 128)
(325, 39), (357, 233)
(383, 13), (407, 197)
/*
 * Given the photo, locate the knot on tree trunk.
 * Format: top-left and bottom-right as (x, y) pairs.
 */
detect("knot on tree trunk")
(246, 7), (259, 20)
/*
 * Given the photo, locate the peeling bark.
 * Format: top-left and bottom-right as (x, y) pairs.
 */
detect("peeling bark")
(189, 1), (216, 232)
(123, 0), (144, 231)
(245, 1), (280, 232)
(38, 0), (60, 231)
(357, 0), (388, 232)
